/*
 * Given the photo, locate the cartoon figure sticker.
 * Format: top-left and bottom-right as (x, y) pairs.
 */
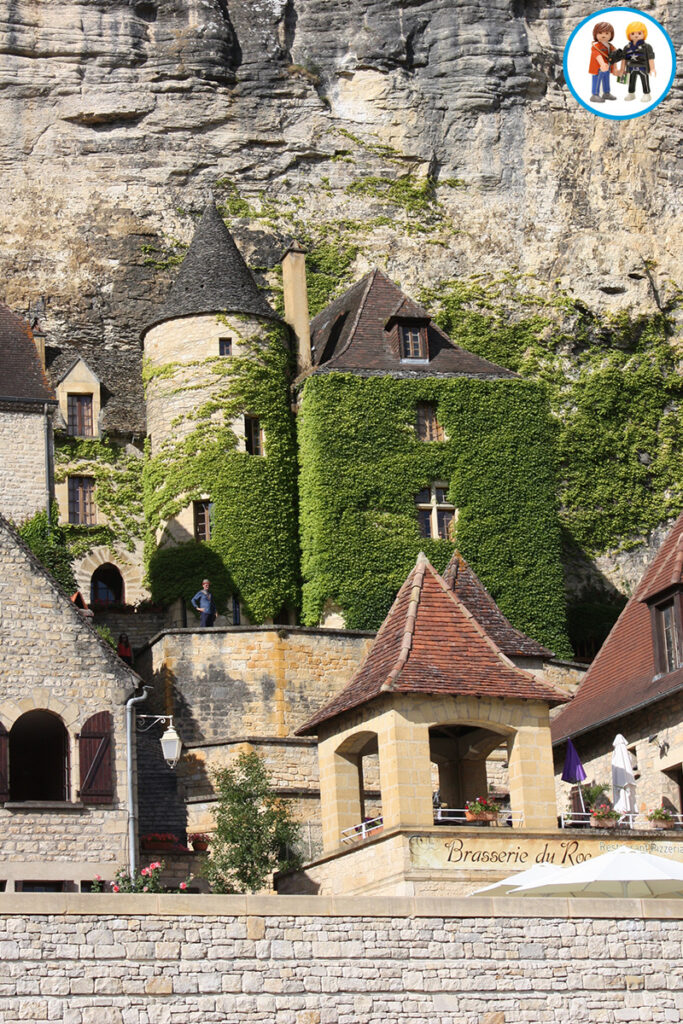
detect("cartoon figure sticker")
(564, 7), (676, 119)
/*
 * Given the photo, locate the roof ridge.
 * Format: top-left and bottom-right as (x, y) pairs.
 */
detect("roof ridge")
(433, 558), (559, 689)
(325, 269), (378, 366)
(380, 552), (426, 692)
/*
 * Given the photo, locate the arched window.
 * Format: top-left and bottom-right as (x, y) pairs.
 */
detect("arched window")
(90, 563), (124, 606)
(9, 711), (69, 802)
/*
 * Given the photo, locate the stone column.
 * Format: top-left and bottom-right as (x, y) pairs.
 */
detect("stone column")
(458, 758), (489, 805)
(318, 735), (364, 852)
(377, 709), (433, 829)
(507, 718), (558, 829)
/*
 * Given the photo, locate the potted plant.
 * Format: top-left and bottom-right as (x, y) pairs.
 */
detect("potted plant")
(589, 804), (620, 828)
(647, 806), (676, 830)
(465, 797), (501, 823)
(189, 832), (211, 852)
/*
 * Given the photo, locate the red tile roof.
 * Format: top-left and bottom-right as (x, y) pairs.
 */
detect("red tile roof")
(552, 513), (683, 744)
(298, 553), (567, 735)
(308, 269), (517, 379)
(0, 303), (55, 404)
(442, 552), (553, 659)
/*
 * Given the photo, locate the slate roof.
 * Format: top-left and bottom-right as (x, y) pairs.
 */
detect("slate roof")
(141, 202), (279, 337)
(45, 347), (145, 435)
(297, 553), (567, 735)
(0, 303), (55, 404)
(552, 513), (683, 744)
(442, 551), (553, 659)
(307, 269), (517, 379)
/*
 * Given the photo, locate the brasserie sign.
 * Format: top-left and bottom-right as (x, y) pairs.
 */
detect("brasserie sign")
(409, 833), (683, 871)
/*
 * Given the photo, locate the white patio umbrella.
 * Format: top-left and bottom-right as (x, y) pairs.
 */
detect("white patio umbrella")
(509, 846), (683, 898)
(469, 862), (565, 897)
(612, 734), (637, 816)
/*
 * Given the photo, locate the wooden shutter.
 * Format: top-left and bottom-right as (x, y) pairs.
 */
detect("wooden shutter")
(79, 712), (114, 805)
(0, 721), (8, 802)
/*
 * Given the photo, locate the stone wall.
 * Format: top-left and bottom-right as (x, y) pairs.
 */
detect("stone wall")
(135, 626), (374, 838)
(0, 895), (681, 1023)
(0, 518), (139, 886)
(0, 407), (50, 522)
(553, 689), (683, 823)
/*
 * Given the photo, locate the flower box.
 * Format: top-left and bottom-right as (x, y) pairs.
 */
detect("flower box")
(589, 817), (618, 828)
(465, 810), (498, 824)
(649, 819), (675, 830)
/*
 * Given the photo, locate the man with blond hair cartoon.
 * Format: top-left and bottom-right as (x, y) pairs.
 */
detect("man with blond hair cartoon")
(615, 21), (656, 102)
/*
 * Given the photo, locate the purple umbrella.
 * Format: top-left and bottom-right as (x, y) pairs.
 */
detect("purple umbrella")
(562, 738), (587, 811)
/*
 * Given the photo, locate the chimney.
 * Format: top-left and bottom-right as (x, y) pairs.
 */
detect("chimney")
(31, 318), (46, 369)
(282, 241), (311, 374)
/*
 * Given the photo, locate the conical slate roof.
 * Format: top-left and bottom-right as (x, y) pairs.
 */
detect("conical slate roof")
(142, 203), (279, 336)
(442, 551), (553, 659)
(297, 553), (567, 735)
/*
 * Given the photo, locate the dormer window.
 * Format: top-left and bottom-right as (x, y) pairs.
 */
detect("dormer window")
(67, 394), (93, 437)
(400, 324), (427, 361)
(649, 592), (683, 677)
(655, 599), (682, 675)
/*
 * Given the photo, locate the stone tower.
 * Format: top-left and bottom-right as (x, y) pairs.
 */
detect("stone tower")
(141, 203), (299, 624)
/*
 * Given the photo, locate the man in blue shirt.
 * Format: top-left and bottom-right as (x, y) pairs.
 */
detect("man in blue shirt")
(191, 578), (216, 627)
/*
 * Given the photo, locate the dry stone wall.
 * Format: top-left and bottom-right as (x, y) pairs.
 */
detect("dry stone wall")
(0, 896), (680, 1023)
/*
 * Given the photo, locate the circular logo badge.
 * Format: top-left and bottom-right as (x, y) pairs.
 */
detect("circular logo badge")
(563, 7), (676, 119)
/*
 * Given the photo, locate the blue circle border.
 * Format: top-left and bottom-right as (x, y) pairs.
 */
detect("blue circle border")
(563, 7), (676, 120)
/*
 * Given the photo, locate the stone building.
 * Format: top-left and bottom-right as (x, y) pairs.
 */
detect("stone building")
(0, 303), (56, 523)
(0, 514), (139, 892)
(552, 512), (683, 822)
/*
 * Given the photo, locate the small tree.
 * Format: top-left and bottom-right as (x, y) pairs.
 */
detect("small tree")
(206, 751), (302, 893)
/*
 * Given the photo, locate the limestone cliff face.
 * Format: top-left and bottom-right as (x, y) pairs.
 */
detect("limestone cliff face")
(0, 0), (681, 585)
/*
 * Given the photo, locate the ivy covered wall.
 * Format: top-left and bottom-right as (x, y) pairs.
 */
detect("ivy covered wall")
(143, 325), (300, 623)
(298, 373), (571, 657)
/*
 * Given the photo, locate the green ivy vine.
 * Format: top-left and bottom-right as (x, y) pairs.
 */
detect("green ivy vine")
(421, 275), (683, 554)
(54, 436), (145, 553)
(143, 326), (300, 622)
(298, 373), (571, 656)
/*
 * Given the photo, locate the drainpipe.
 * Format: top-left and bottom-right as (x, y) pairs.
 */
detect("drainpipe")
(126, 686), (152, 877)
(43, 403), (54, 532)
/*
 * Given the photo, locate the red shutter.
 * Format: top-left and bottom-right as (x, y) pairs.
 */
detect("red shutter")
(0, 721), (8, 802)
(79, 712), (114, 805)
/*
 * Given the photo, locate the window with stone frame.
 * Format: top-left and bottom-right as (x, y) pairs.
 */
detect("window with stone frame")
(219, 337), (232, 356)
(415, 483), (456, 540)
(68, 475), (95, 525)
(194, 500), (214, 542)
(652, 595), (683, 676)
(245, 416), (264, 456)
(67, 394), (94, 436)
(400, 324), (427, 361)
(415, 402), (445, 442)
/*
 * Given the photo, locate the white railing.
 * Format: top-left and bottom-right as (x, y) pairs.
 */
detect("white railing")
(433, 807), (524, 827)
(340, 816), (384, 844)
(560, 811), (683, 830)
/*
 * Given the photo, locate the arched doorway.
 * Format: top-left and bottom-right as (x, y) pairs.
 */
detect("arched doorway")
(9, 711), (69, 801)
(90, 563), (124, 606)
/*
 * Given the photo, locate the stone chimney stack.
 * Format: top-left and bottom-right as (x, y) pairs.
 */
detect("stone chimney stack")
(282, 241), (311, 374)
